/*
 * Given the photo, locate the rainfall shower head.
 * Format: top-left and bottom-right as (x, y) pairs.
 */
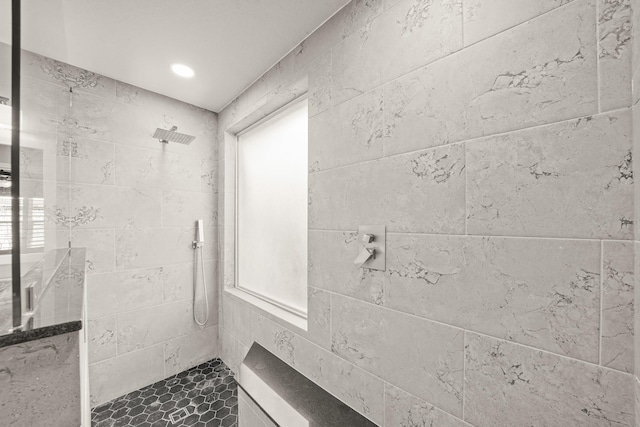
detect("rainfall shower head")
(153, 126), (195, 145)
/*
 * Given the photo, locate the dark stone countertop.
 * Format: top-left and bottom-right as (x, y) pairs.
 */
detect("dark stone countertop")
(238, 342), (378, 427)
(0, 248), (86, 348)
(0, 320), (81, 347)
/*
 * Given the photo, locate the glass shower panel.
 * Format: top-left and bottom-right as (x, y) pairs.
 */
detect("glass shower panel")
(0, 0), (13, 333)
(18, 6), (71, 329)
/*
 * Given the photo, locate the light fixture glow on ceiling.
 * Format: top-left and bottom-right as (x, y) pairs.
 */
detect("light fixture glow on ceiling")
(170, 63), (195, 78)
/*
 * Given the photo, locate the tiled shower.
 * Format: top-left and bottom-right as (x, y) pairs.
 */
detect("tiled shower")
(1, 0), (640, 426)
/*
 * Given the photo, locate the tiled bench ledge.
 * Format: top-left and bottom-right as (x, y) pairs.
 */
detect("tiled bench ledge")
(238, 342), (377, 427)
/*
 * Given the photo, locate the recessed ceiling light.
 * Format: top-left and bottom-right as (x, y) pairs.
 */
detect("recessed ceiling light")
(170, 63), (195, 78)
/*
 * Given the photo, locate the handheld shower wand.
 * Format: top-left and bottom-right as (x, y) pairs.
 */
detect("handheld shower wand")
(192, 219), (209, 326)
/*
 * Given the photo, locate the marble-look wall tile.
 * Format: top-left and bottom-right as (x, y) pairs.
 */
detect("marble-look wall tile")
(307, 52), (332, 117)
(634, 104), (640, 239)
(117, 299), (210, 354)
(467, 111), (632, 239)
(464, 332), (634, 427)
(64, 137), (115, 185)
(331, 294), (464, 417)
(254, 314), (385, 424)
(88, 316), (117, 364)
(384, 0), (596, 157)
(20, 146), (45, 181)
(201, 156), (219, 194)
(222, 297), (257, 350)
(89, 344), (165, 407)
(59, 91), (119, 143)
(115, 227), (197, 270)
(70, 228), (115, 275)
(632, 0), (640, 104)
(219, 327), (249, 375)
(68, 184), (162, 229)
(463, 0), (574, 45)
(87, 268), (163, 319)
(384, 384), (470, 427)
(164, 326), (218, 377)
(305, 287), (331, 350)
(21, 77), (66, 135)
(636, 242), (640, 383)
(601, 240), (634, 373)
(161, 190), (217, 228)
(309, 230), (384, 304)
(21, 50), (116, 99)
(20, 132), (61, 185)
(598, 0), (632, 111)
(309, 88), (383, 172)
(163, 262), (195, 302)
(383, 234), (601, 361)
(224, 285), (329, 351)
(332, 0), (463, 105)
(635, 376), (640, 427)
(334, 0), (384, 40)
(309, 143), (465, 233)
(115, 144), (201, 191)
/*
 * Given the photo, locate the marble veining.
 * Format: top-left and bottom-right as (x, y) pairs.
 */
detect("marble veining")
(598, 0), (632, 109)
(467, 111), (632, 239)
(40, 59), (100, 90)
(213, 0), (637, 424)
(383, 234), (602, 361)
(463, 0), (575, 45)
(601, 241), (634, 373)
(48, 205), (101, 229)
(465, 332), (634, 427)
(488, 46), (585, 93)
(599, 0), (631, 59)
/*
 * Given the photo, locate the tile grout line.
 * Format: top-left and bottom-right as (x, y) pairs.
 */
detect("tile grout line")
(599, 239), (604, 366)
(321, 289), (631, 376)
(308, 227), (629, 243)
(596, 0), (602, 114)
(382, 381), (387, 427)
(238, 299), (472, 425)
(304, 0), (580, 116)
(309, 107), (630, 176)
(461, 0), (465, 47)
(464, 141), (468, 236)
(462, 330), (466, 421)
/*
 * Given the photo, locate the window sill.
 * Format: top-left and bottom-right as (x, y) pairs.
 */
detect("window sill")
(225, 287), (308, 332)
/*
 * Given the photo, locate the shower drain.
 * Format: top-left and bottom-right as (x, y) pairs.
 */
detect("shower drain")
(168, 406), (194, 424)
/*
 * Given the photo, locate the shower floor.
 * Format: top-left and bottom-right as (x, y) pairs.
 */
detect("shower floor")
(91, 358), (238, 427)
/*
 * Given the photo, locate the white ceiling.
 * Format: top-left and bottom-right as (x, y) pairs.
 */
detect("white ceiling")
(0, 0), (349, 112)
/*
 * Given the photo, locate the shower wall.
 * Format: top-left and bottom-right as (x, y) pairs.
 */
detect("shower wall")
(18, 50), (219, 406)
(218, 0), (635, 425)
(633, 0), (640, 424)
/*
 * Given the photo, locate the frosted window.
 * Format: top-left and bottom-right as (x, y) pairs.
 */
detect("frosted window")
(236, 98), (308, 315)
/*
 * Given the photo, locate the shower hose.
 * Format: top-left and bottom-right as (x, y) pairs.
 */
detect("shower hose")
(194, 244), (209, 326)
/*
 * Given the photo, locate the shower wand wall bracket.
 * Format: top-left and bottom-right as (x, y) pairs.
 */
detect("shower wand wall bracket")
(354, 225), (386, 271)
(192, 241), (202, 249)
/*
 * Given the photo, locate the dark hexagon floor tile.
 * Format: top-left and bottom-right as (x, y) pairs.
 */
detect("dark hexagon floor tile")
(209, 400), (225, 411)
(128, 404), (146, 417)
(200, 410), (216, 423)
(91, 358), (236, 427)
(214, 406), (230, 419)
(221, 414), (236, 427)
(111, 406), (129, 419)
(146, 410), (164, 423)
(113, 415), (132, 427)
